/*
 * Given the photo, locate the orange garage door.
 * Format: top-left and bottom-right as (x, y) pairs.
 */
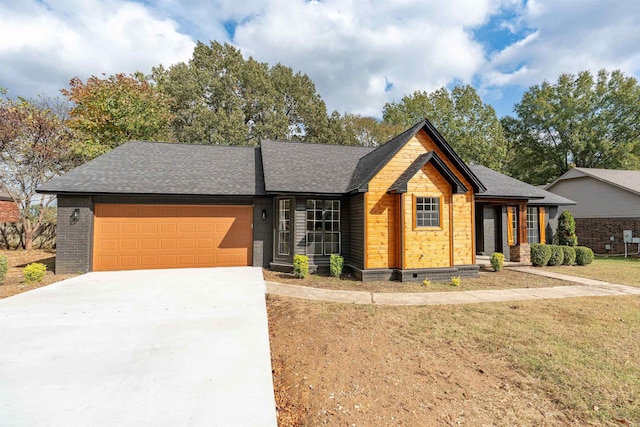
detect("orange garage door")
(93, 204), (253, 271)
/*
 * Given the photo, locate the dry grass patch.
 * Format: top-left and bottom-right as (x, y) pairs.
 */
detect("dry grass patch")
(264, 267), (570, 293)
(0, 249), (76, 298)
(543, 256), (640, 287)
(269, 295), (640, 426)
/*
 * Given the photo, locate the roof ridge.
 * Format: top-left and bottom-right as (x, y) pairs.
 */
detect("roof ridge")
(261, 139), (376, 150)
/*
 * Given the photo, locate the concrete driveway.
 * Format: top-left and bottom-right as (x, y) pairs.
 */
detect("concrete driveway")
(0, 267), (276, 427)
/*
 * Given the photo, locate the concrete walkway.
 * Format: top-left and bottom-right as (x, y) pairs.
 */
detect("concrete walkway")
(266, 267), (640, 306)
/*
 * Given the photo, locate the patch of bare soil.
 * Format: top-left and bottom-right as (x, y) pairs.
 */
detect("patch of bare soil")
(263, 268), (569, 293)
(0, 249), (76, 298)
(268, 295), (583, 427)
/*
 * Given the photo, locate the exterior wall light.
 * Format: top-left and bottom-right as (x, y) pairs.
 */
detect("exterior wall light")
(261, 209), (267, 220)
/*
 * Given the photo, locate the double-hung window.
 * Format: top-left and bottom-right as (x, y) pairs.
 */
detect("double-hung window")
(415, 197), (440, 228)
(526, 207), (539, 244)
(277, 199), (291, 255)
(306, 200), (340, 255)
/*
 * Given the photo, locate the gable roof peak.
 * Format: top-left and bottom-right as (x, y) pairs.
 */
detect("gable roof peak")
(348, 118), (485, 193)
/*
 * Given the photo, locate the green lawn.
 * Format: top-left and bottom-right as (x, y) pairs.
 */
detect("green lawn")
(542, 256), (640, 287)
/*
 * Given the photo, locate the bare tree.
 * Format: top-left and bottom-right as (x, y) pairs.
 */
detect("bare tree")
(0, 93), (74, 250)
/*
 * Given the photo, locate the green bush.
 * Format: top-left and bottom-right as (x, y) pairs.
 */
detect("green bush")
(490, 252), (504, 272)
(557, 210), (578, 246)
(23, 263), (47, 284)
(530, 243), (552, 267)
(0, 254), (8, 285)
(450, 276), (461, 287)
(575, 246), (594, 266)
(561, 246), (576, 265)
(547, 245), (564, 266)
(329, 254), (344, 277)
(293, 254), (309, 279)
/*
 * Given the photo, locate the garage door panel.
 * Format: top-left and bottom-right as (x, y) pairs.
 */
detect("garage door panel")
(93, 204), (252, 271)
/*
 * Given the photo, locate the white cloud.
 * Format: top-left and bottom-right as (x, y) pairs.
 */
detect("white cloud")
(231, 0), (506, 116)
(0, 0), (194, 98)
(483, 0), (640, 88)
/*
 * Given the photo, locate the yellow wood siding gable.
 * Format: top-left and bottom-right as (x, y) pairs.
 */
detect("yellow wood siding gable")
(364, 130), (475, 269)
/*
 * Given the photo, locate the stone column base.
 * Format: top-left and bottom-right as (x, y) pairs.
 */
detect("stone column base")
(509, 243), (531, 263)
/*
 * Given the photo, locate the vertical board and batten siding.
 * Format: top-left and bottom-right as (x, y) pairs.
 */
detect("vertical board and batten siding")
(365, 131), (475, 269)
(349, 193), (365, 269)
(403, 163), (451, 268)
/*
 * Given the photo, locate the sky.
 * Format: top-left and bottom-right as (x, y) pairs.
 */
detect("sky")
(1, 0), (639, 119)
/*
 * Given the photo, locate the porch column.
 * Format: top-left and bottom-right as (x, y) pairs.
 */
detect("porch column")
(509, 202), (531, 263)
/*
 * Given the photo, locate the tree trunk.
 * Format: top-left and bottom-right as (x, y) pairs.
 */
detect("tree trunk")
(22, 218), (33, 251)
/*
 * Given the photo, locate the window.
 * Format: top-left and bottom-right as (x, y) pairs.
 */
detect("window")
(526, 207), (539, 244)
(415, 197), (440, 227)
(306, 200), (340, 255)
(277, 199), (291, 255)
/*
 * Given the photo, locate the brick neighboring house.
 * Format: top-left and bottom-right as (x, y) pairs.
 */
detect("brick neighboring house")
(0, 189), (19, 223)
(545, 168), (640, 254)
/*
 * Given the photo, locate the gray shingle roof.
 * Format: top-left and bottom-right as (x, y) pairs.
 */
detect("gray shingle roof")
(469, 165), (548, 200)
(38, 141), (265, 196)
(529, 191), (576, 206)
(260, 140), (374, 194)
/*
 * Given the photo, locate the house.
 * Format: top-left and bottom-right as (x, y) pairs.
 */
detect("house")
(38, 119), (572, 281)
(0, 189), (19, 223)
(470, 165), (575, 262)
(545, 168), (640, 253)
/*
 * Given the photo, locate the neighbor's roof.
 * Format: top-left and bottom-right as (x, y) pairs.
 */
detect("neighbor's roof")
(547, 167), (640, 196)
(261, 140), (373, 194)
(38, 141), (265, 196)
(469, 165), (548, 200)
(0, 188), (13, 201)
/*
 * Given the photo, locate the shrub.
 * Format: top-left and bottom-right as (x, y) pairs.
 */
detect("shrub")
(561, 246), (576, 265)
(422, 279), (431, 287)
(23, 263), (47, 284)
(557, 210), (578, 246)
(293, 254), (309, 279)
(530, 243), (552, 267)
(547, 245), (564, 266)
(329, 254), (344, 277)
(450, 276), (461, 287)
(0, 254), (8, 285)
(490, 252), (505, 272)
(575, 246), (594, 266)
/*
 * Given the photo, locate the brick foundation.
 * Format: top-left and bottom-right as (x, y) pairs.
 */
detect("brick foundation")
(509, 243), (531, 263)
(575, 217), (640, 254)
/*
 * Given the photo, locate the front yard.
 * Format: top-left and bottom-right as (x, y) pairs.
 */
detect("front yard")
(3, 252), (638, 425)
(542, 256), (640, 287)
(269, 294), (640, 426)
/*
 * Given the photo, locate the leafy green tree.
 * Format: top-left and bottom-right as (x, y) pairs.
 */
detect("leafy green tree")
(339, 113), (405, 146)
(557, 210), (578, 246)
(152, 41), (331, 146)
(0, 93), (74, 250)
(503, 69), (640, 184)
(382, 85), (508, 170)
(62, 73), (174, 160)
